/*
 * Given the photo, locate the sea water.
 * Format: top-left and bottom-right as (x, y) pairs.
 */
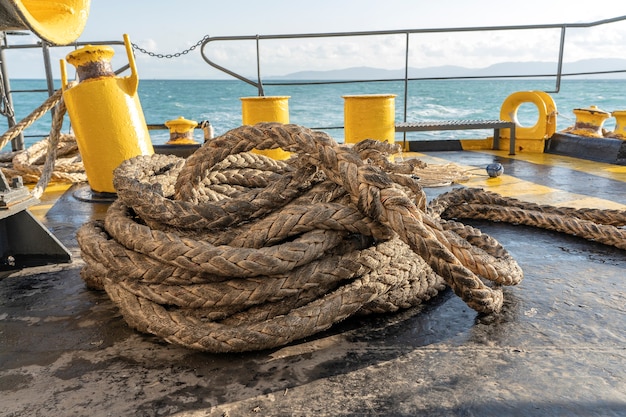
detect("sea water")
(3, 78), (626, 149)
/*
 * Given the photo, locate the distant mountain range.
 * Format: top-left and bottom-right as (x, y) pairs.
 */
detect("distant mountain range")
(268, 59), (626, 80)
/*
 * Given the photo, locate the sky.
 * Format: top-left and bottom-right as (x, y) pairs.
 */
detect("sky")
(5, 0), (626, 79)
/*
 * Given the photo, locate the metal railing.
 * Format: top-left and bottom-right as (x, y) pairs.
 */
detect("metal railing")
(200, 15), (626, 129)
(4, 16), (626, 152)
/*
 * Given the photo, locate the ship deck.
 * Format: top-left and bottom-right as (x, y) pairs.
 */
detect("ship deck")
(1, 149), (625, 417)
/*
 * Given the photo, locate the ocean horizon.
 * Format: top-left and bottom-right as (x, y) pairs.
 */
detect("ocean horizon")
(3, 78), (626, 149)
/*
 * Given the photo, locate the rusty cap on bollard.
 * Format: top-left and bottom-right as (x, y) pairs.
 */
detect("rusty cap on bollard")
(66, 45), (116, 81)
(165, 117), (199, 145)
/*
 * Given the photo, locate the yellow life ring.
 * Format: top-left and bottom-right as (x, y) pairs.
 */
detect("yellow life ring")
(500, 91), (557, 139)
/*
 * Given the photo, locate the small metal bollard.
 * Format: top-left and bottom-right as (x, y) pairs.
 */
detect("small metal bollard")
(569, 106), (611, 138)
(165, 117), (199, 145)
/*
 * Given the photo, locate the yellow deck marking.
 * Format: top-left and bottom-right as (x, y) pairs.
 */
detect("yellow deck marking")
(27, 182), (73, 221)
(474, 150), (626, 183)
(403, 151), (626, 211)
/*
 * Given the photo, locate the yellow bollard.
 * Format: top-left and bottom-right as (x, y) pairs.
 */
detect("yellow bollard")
(61, 34), (154, 194)
(568, 105), (611, 138)
(343, 94), (396, 145)
(165, 117), (199, 145)
(610, 110), (626, 140)
(241, 96), (291, 160)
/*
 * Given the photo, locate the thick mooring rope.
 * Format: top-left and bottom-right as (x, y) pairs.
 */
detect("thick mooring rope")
(0, 88), (64, 151)
(77, 123), (626, 352)
(0, 86), (85, 195)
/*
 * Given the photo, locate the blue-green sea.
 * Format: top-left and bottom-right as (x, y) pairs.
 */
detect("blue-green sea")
(4, 78), (626, 149)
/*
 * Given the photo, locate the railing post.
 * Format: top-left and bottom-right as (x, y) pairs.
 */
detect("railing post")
(0, 32), (23, 151)
(554, 26), (566, 93)
(403, 32), (409, 149)
(255, 35), (264, 96)
(41, 41), (56, 122)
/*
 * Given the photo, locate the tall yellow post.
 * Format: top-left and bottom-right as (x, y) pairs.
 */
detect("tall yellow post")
(61, 34), (153, 194)
(343, 94), (396, 144)
(241, 96), (291, 160)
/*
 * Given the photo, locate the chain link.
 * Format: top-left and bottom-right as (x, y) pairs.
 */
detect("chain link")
(131, 35), (210, 59)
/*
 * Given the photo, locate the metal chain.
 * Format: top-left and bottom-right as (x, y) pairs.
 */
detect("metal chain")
(131, 35), (210, 59)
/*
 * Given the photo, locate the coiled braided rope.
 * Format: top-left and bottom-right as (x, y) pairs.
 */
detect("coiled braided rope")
(77, 123), (626, 352)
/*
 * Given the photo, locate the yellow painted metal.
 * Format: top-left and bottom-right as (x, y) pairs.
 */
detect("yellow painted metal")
(499, 91), (557, 153)
(566, 106), (611, 138)
(27, 182), (73, 221)
(409, 150), (626, 211)
(533, 90), (558, 137)
(460, 137), (492, 150)
(61, 34), (154, 194)
(165, 117), (199, 145)
(610, 110), (626, 140)
(479, 149), (626, 182)
(343, 94), (396, 145)
(0, 0), (90, 45)
(241, 96), (291, 160)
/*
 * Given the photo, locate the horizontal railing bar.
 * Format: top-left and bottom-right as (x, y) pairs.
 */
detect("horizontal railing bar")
(0, 40), (125, 50)
(262, 69), (626, 87)
(203, 15), (626, 43)
(8, 89), (50, 93)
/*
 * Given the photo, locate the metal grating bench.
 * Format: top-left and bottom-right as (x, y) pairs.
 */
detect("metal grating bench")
(395, 119), (516, 155)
